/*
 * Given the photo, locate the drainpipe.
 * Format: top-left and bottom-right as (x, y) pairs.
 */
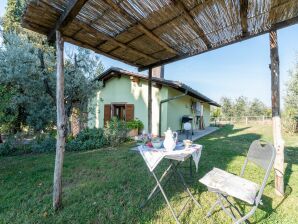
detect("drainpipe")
(159, 90), (188, 137)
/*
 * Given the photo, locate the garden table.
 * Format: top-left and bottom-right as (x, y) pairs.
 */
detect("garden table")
(136, 144), (202, 224)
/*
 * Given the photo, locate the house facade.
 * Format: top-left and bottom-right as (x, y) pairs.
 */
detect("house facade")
(88, 67), (220, 136)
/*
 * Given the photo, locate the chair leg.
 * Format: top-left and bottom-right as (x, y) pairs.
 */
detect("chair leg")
(224, 196), (247, 221)
(217, 194), (237, 223)
(207, 198), (220, 217)
(234, 206), (258, 224)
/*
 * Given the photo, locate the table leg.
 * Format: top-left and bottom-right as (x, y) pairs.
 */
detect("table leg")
(140, 163), (173, 208)
(173, 162), (201, 209)
(151, 171), (181, 224)
(189, 158), (193, 179)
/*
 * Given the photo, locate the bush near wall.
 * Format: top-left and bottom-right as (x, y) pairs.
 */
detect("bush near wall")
(0, 120), (129, 156)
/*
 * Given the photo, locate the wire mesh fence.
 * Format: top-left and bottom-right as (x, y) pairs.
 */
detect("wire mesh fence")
(210, 116), (272, 126)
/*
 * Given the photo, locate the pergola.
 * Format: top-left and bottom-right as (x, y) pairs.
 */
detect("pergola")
(22, 0), (298, 210)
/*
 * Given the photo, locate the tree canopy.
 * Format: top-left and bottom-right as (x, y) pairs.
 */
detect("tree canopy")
(0, 0), (104, 135)
(213, 96), (270, 119)
(283, 59), (298, 133)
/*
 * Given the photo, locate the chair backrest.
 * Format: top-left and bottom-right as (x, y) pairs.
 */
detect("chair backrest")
(247, 140), (276, 171)
(241, 140), (276, 205)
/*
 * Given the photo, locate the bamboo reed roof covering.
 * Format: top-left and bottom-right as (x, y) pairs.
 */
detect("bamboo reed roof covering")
(22, 0), (298, 71)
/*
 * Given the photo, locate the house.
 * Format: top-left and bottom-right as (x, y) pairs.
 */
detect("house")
(88, 67), (220, 136)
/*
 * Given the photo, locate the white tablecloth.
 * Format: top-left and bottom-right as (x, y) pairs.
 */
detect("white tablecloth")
(137, 144), (202, 172)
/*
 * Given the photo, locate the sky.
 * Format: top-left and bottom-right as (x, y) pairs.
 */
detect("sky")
(1, 0), (298, 107)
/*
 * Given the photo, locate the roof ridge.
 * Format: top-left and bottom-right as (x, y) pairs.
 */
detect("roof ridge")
(96, 67), (220, 107)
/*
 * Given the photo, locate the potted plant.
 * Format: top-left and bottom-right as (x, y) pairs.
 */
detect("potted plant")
(126, 118), (144, 137)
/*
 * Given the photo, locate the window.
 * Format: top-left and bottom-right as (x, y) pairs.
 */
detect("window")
(112, 104), (126, 120)
(104, 103), (134, 125)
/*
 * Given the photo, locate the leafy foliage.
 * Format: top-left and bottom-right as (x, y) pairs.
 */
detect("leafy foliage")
(0, 136), (31, 156)
(104, 118), (128, 147)
(220, 97), (234, 118)
(0, 124), (129, 156)
(218, 96), (270, 119)
(210, 106), (221, 118)
(283, 60), (298, 133)
(30, 134), (56, 153)
(66, 128), (107, 151)
(0, 32), (104, 134)
(249, 98), (270, 116)
(2, 0), (26, 33)
(233, 96), (248, 118)
(0, 33), (55, 133)
(126, 118), (144, 130)
(0, 1), (104, 136)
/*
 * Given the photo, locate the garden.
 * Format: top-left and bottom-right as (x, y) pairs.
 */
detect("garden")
(0, 124), (297, 223)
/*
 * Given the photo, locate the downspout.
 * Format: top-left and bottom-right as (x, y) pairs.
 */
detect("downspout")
(159, 90), (188, 137)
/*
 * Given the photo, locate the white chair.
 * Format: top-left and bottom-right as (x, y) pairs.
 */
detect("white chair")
(199, 140), (276, 224)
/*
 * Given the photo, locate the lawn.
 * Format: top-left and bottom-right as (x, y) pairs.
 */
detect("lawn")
(0, 124), (297, 224)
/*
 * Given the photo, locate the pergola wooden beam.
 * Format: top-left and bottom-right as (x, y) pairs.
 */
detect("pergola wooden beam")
(139, 15), (298, 71)
(240, 0), (249, 37)
(48, 0), (89, 42)
(148, 68), (153, 134)
(102, 0), (178, 55)
(53, 31), (65, 210)
(270, 30), (284, 196)
(74, 19), (157, 62)
(175, 0), (212, 49)
(63, 36), (140, 67)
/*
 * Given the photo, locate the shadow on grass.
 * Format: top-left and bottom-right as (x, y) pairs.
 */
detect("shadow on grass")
(2, 125), (295, 223)
(179, 125), (297, 224)
(249, 147), (297, 224)
(137, 125), (267, 223)
(60, 125), (295, 224)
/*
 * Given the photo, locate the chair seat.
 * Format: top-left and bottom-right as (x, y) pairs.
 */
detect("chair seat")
(199, 168), (259, 205)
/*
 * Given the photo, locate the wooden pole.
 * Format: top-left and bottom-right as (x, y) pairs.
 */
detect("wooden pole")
(269, 30), (284, 196)
(53, 31), (66, 210)
(148, 68), (152, 134)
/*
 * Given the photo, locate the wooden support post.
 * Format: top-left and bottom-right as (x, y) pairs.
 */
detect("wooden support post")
(53, 31), (66, 210)
(270, 30), (284, 196)
(148, 68), (152, 134)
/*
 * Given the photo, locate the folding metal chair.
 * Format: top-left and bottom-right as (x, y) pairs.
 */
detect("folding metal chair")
(199, 140), (276, 224)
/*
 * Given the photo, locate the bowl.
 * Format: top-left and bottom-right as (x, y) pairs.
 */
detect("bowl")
(183, 139), (193, 148)
(151, 140), (163, 149)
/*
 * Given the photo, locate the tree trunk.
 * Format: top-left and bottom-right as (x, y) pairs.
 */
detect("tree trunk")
(148, 68), (152, 134)
(53, 31), (66, 210)
(270, 30), (284, 196)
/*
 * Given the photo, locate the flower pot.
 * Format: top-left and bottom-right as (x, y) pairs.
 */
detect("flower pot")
(128, 128), (138, 137)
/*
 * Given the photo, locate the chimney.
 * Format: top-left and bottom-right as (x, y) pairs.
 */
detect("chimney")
(152, 65), (164, 79)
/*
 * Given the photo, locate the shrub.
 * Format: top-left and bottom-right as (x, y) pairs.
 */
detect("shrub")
(126, 118), (144, 130)
(104, 118), (128, 147)
(0, 121), (130, 156)
(0, 136), (31, 156)
(0, 138), (15, 156)
(30, 134), (56, 153)
(66, 128), (107, 151)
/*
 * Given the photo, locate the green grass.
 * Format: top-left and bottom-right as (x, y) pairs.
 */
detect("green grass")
(0, 124), (297, 223)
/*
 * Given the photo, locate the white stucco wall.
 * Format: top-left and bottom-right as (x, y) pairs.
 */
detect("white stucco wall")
(88, 76), (212, 135)
(88, 76), (168, 136)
